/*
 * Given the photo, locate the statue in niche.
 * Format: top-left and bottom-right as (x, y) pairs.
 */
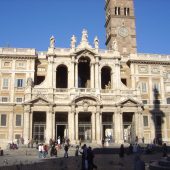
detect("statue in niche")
(94, 36), (99, 49)
(50, 35), (55, 48)
(70, 35), (76, 49)
(27, 77), (33, 87)
(112, 39), (118, 51)
(81, 29), (88, 42)
(105, 81), (111, 89)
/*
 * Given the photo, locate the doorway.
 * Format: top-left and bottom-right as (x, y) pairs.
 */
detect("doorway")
(32, 112), (46, 142)
(123, 112), (135, 143)
(78, 112), (92, 142)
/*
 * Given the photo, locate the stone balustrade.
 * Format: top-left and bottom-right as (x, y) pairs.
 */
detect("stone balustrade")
(0, 48), (36, 56)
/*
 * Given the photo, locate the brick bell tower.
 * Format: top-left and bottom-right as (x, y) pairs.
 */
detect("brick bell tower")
(105, 0), (137, 55)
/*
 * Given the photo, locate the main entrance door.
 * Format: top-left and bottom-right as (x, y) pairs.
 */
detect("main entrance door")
(123, 112), (135, 143)
(78, 112), (92, 142)
(32, 112), (46, 142)
(102, 112), (114, 142)
(33, 123), (46, 142)
(55, 112), (68, 142)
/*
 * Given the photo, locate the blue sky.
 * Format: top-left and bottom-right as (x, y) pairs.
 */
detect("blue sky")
(0, 0), (170, 54)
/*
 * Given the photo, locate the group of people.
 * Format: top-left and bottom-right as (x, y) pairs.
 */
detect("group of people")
(80, 144), (97, 170)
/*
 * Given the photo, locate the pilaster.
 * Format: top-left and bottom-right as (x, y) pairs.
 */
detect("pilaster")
(91, 63), (95, 88)
(23, 105), (30, 144)
(46, 106), (53, 143)
(91, 112), (96, 142)
(68, 111), (75, 143)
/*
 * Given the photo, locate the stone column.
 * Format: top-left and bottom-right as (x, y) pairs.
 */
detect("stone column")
(95, 57), (99, 89)
(52, 112), (55, 140)
(115, 58), (121, 89)
(8, 111), (14, 142)
(96, 111), (101, 144)
(91, 112), (96, 142)
(75, 111), (79, 143)
(48, 56), (54, 88)
(91, 63), (95, 88)
(75, 61), (78, 88)
(137, 108), (143, 142)
(29, 112), (33, 140)
(68, 111), (75, 143)
(23, 106), (30, 144)
(69, 56), (75, 88)
(46, 107), (53, 144)
(114, 107), (123, 143)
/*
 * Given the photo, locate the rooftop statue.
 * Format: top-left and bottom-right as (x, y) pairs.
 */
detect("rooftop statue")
(70, 35), (76, 49)
(94, 36), (99, 49)
(50, 35), (55, 48)
(81, 29), (88, 42)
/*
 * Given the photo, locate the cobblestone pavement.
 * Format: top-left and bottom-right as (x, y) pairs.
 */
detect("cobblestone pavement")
(0, 144), (164, 170)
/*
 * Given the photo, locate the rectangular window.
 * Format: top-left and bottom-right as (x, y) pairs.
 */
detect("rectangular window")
(16, 115), (21, 126)
(16, 98), (23, 103)
(141, 82), (147, 93)
(2, 78), (9, 89)
(16, 79), (24, 88)
(142, 100), (148, 105)
(2, 97), (8, 102)
(153, 82), (160, 92)
(143, 116), (148, 127)
(1, 114), (7, 126)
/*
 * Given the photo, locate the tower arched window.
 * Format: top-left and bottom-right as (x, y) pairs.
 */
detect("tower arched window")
(115, 7), (121, 15)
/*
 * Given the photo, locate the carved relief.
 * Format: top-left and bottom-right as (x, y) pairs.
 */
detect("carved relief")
(151, 66), (160, 74)
(138, 65), (148, 73)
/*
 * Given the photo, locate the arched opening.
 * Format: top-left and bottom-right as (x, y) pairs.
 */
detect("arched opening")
(56, 65), (68, 88)
(101, 66), (111, 89)
(78, 57), (90, 88)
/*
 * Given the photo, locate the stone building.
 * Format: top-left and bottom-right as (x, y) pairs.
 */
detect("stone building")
(0, 0), (170, 148)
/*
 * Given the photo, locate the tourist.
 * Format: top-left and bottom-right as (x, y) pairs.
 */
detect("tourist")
(80, 144), (88, 170)
(127, 143), (133, 155)
(38, 144), (42, 158)
(119, 144), (125, 158)
(162, 143), (168, 157)
(79, 138), (82, 147)
(102, 138), (105, 148)
(87, 146), (97, 170)
(75, 145), (79, 156)
(133, 155), (145, 170)
(64, 144), (69, 158)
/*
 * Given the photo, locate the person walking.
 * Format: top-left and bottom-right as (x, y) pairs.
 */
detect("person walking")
(64, 144), (69, 158)
(102, 138), (105, 148)
(133, 155), (145, 170)
(80, 144), (88, 170)
(87, 146), (97, 170)
(162, 143), (168, 157)
(119, 144), (125, 158)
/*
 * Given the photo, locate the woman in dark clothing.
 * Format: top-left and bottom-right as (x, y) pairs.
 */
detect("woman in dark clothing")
(119, 144), (125, 158)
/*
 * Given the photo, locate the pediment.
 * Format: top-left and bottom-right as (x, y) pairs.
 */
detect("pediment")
(73, 48), (97, 56)
(71, 95), (100, 106)
(117, 98), (143, 107)
(24, 97), (54, 106)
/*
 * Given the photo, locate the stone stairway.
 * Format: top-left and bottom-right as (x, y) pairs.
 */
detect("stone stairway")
(150, 157), (170, 170)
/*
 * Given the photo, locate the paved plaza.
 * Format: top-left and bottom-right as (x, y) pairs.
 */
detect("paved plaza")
(0, 144), (165, 170)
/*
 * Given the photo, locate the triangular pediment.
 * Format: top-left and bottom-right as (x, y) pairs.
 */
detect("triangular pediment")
(24, 97), (54, 106)
(73, 48), (97, 56)
(117, 98), (143, 107)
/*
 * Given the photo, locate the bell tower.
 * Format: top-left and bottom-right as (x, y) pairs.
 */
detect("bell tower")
(105, 0), (137, 55)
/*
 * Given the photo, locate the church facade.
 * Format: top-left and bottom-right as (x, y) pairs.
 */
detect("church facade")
(0, 0), (170, 148)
